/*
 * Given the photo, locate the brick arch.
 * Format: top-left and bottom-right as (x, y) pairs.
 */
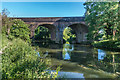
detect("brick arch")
(35, 24), (56, 41)
(68, 23), (88, 32)
(67, 22), (86, 28)
(68, 23), (88, 43)
(10, 17), (88, 43)
(28, 23), (55, 37)
(55, 22), (87, 43)
(53, 22), (86, 32)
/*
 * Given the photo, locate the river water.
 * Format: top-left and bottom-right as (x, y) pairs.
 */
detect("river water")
(38, 43), (120, 78)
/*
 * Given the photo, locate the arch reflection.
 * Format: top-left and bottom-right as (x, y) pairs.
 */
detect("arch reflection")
(62, 43), (74, 60)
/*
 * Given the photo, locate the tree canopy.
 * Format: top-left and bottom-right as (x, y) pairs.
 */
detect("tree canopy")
(84, 2), (119, 41)
(10, 19), (30, 42)
(2, 9), (31, 43)
(34, 26), (50, 40)
(2, 9), (12, 35)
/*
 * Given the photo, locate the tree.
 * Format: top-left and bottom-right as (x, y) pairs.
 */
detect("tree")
(84, 2), (119, 41)
(63, 27), (76, 44)
(10, 19), (30, 42)
(34, 26), (50, 40)
(2, 9), (12, 35)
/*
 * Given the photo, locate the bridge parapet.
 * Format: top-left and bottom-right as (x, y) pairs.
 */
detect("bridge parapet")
(10, 17), (87, 43)
(10, 17), (85, 22)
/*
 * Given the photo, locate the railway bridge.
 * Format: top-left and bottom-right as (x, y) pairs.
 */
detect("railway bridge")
(11, 17), (88, 43)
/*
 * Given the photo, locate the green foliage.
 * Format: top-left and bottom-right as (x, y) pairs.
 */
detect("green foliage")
(63, 27), (76, 43)
(93, 40), (120, 51)
(33, 26), (53, 47)
(1, 9), (31, 43)
(2, 37), (60, 79)
(34, 26), (50, 40)
(1, 34), (10, 49)
(2, 38), (50, 78)
(2, 9), (12, 35)
(1, 9), (60, 79)
(84, 2), (120, 41)
(10, 19), (30, 43)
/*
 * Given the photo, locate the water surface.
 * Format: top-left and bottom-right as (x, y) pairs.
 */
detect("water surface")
(38, 44), (120, 78)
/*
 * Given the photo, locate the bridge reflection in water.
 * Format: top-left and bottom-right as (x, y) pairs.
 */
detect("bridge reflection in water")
(98, 49), (106, 61)
(62, 44), (74, 60)
(38, 44), (120, 78)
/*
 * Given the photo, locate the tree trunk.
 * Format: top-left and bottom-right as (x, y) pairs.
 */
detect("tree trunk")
(113, 30), (116, 40)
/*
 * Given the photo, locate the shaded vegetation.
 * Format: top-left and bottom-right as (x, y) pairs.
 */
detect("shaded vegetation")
(84, 2), (120, 50)
(34, 26), (50, 40)
(93, 40), (120, 51)
(33, 26), (55, 48)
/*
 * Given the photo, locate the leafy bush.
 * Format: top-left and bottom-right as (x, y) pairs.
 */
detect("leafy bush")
(1, 34), (10, 49)
(93, 40), (120, 51)
(84, 2), (119, 41)
(2, 38), (51, 79)
(10, 19), (30, 43)
(8, 34), (15, 40)
(34, 26), (50, 40)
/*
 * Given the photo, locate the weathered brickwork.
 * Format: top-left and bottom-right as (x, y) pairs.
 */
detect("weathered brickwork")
(10, 17), (88, 43)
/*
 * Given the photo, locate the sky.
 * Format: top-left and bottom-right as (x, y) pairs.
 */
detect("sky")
(1, 0), (86, 2)
(1, 2), (86, 17)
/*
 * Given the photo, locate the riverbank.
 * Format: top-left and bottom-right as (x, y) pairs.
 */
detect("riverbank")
(29, 41), (120, 78)
(1, 35), (60, 79)
(48, 58), (119, 78)
(92, 40), (120, 52)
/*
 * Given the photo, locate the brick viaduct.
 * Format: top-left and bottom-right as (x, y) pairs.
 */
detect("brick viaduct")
(10, 17), (88, 43)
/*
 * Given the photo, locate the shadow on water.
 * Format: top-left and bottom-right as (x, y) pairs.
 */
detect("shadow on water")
(38, 43), (120, 78)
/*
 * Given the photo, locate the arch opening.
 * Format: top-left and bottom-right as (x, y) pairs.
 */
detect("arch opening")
(33, 24), (56, 47)
(34, 24), (56, 41)
(68, 23), (88, 43)
(63, 27), (76, 44)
